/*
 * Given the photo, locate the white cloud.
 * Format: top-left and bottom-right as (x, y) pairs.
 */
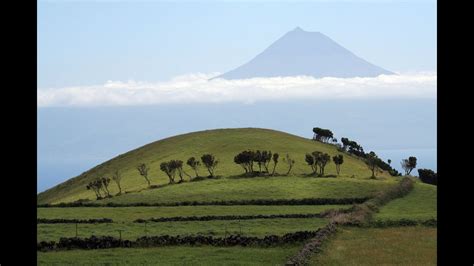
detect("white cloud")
(37, 72), (436, 107)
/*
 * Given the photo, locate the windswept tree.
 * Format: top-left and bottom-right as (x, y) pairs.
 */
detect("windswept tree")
(262, 150), (272, 173)
(401, 156), (417, 175)
(234, 150), (255, 175)
(111, 170), (122, 195)
(340, 137), (365, 157)
(316, 152), (331, 176)
(366, 152), (379, 178)
(160, 161), (175, 184)
(94, 179), (104, 198)
(169, 160), (185, 182)
(101, 177), (111, 197)
(341, 137), (350, 151)
(186, 157), (201, 178)
(86, 178), (107, 199)
(86, 181), (101, 199)
(305, 153), (317, 175)
(332, 155), (344, 176)
(387, 159), (392, 166)
(283, 154), (295, 175)
(254, 150), (264, 173)
(271, 153), (279, 176)
(201, 154), (218, 177)
(137, 163), (151, 186)
(312, 127), (334, 143)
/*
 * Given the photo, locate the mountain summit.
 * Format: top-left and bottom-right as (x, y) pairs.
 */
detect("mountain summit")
(213, 27), (393, 80)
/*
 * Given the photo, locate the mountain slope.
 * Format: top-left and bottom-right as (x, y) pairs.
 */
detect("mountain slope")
(213, 27), (393, 80)
(38, 128), (392, 204)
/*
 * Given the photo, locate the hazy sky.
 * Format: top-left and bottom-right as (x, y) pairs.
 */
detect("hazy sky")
(38, 0), (436, 88)
(37, 0), (437, 192)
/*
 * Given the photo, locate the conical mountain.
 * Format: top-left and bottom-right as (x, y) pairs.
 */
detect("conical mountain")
(213, 27), (393, 80)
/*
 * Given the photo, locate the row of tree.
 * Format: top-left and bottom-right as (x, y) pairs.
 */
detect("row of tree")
(305, 152), (330, 176)
(159, 154), (219, 184)
(86, 177), (112, 199)
(312, 126), (429, 179)
(84, 126), (430, 199)
(86, 171), (123, 199)
(85, 154), (219, 199)
(311, 127), (402, 177)
(233, 150), (278, 176)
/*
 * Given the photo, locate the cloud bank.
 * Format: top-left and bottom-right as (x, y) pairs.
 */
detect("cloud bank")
(38, 72), (436, 107)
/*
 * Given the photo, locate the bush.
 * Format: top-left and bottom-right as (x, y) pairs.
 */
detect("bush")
(418, 168), (437, 185)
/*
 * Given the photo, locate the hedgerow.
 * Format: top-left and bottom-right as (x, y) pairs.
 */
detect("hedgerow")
(368, 218), (437, 228)
(37, 197), (370, 208)
(285, 222), (337, 265)
(37, 230), (320, 252)
(37, 218), (113, 224)
(134, 213), (323, 223)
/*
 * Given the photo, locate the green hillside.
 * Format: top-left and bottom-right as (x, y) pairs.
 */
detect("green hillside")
(38, 128), (392, 205)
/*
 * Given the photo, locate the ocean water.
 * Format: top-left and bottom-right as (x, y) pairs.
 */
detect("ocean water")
(372, 148), (437, 174)
(38, 99), (436, 192)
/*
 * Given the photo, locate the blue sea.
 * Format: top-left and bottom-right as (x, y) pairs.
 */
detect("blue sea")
(38, 99), (436, 193)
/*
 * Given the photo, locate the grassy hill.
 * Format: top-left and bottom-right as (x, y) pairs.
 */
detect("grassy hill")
(38, 128), (393, 205)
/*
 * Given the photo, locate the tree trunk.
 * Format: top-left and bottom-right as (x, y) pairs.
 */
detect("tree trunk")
(103, 186), (110, 197)
(117, 183), (122, 195)
(271, 163), (277, 176)
(286, 165), (293, 175)
(177, 169), (183, 182)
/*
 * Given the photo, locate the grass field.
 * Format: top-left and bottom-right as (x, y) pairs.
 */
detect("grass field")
(38, 217), (329, 242)
(37, 245), (301, 265)
(309, 226), (437, 265)
(38, 128), (393, 204)
(374, 182), (437, 221)
(97, 177), (396, 205)
(36, 128), (434, 265)
(38, 205), (347, 222)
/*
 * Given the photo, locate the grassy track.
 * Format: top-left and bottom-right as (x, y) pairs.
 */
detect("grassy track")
(38, 217), (329, 242)
(374, 182), (437, 221)
(38, 205), (346, 222)
(38, 128), (393, 204)
(37, 245), (301, 265)
(309, 226), (437, 265)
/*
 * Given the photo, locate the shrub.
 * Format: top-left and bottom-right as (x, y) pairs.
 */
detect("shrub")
(418, 168), (437, 185)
